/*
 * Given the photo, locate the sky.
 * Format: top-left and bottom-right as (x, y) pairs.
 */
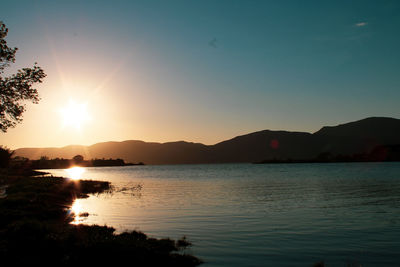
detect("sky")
(1, 0), (400, 149)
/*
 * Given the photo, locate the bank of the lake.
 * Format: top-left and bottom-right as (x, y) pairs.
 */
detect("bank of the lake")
(0, 171), (201, 266)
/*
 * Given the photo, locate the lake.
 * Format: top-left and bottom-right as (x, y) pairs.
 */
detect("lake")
(44, 163), (400, 266)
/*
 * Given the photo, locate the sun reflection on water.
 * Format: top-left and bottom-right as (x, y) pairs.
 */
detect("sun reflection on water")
(70, 199), (88, 225)
(65, 166), (85, 180)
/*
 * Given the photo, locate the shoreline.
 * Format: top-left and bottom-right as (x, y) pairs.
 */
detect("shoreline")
(0, 170), (202, 266)
(254, 158), (400, 164)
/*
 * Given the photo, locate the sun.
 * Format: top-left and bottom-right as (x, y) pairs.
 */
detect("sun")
(60, 100), (91, 130)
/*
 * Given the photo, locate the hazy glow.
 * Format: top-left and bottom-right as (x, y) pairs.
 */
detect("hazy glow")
(65, 166), (85, 180)
(60, 100), (91, 130)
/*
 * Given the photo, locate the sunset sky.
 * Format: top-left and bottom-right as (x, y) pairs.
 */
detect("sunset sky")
(1, 0), (400, 149)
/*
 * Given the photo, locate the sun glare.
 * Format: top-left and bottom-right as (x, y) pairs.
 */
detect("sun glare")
(65, 166), (85, 180)
(70, 199), (87, 224)
(60, 100), (91, 130)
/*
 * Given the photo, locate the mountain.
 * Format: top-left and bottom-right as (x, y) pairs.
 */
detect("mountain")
(313, 117), (400, 156)
(14, 117), (400, 164)
(211, 130), (317, 162)
(314, 117), (400, 139)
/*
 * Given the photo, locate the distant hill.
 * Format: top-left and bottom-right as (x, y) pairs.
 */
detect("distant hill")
(313, 117), (400, 156)
(314, 117), (400, 139)
(14, 117), (400, 164)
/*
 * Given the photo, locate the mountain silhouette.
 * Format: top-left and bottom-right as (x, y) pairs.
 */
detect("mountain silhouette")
(14, 117), (400, 164)
(313, 117), (400, 156)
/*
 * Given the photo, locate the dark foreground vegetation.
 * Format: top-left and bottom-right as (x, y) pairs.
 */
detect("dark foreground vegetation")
(0, 170), (201, 266)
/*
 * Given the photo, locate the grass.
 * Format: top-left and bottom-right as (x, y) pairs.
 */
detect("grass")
(0, 172), (202, 266)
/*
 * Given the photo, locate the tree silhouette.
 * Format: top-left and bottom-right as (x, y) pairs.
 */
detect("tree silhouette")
(73, 155), (84, 164)
(0, 146), (13, 168)
(0, 21), (46, 132)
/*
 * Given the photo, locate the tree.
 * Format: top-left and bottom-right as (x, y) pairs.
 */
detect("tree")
(0, 21), (46, 132)
(73, 155), (84, 164)
(0, 146), (13, 168)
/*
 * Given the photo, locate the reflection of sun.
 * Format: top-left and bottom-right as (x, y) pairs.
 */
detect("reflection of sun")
(70, 199), (87, 224)
(60, 100), (91, 130)
(65, 166), (85, 180)
(71, 199), (82, 215)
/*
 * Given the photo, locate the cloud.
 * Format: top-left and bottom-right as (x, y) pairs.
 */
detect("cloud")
(355, 22), (367, 27)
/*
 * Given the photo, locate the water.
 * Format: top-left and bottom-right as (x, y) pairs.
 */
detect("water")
(44, 163), (400, 266)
